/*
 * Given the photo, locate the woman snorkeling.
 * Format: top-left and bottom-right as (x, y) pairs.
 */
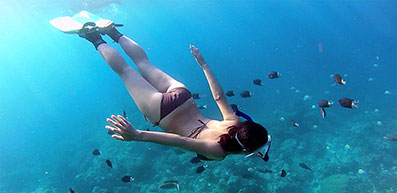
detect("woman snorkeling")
(77, 21), (271, 161)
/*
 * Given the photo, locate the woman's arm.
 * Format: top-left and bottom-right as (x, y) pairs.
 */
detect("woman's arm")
(138, 130), (225, 159)
(190, 45), (238, 121)
(105, 115), (226, 159)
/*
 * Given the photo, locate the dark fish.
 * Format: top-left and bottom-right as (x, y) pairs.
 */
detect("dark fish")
(256, 168), (273, 173)
(159, 182), (179, 190)
(196, 165), (207, 174)
(318, 100), (332, 108)
(299, 163), (312, 171)
(105, 159), (113, 168)
(226, 90), (235, 97)
(384, 135), (397, 141)
(190, 157), (201, 164)
(268, 71), (280, 79)
(320, 108), (326, 118)
(92, 149), (101, 156)
(122, 110), (128, 119)
(69, 188), (75, 193)
(333, 74), (346, 85)
(146, 128), (151, 131)
(192, 93), (200, 99)
(290, 120), (299, 127)
(230, 104), (239, 111)
(121, 175), (134, 183)
(240, 91), (251, 98)
(198, 104), (207, 109)
(107, 130), (115, 135)
(338, 98), (358, 108)
(280, 169), (287, 177)
(253, 79), (263, 86)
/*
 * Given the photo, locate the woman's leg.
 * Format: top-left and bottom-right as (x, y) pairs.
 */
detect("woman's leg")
(106, 28), (185, 93)
(96, 42), (163, 122)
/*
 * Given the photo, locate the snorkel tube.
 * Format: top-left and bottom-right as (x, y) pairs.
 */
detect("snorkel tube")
(234, 109), (253, 122)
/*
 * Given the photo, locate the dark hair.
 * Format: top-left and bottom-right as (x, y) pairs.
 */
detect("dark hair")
(218, 121), (268, 153)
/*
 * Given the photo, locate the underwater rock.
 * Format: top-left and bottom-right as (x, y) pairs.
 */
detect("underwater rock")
(319, 174), (350, 193)
(31, 187), (59, 193)
(275, 184), (301, 193)
(92, 186), (109, 193)
(280, 139), (298, 153)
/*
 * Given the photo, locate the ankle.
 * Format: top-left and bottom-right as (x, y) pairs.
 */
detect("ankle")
(106, 27), (123, 43)
(85, 32), (107, 50)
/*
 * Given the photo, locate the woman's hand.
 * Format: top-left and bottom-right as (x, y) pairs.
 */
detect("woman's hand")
(105, 115), (140, 141)
(190, 45), (207, 68)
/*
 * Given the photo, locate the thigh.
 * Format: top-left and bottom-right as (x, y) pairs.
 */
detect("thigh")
(119, 66), (163, 122)
(118, 36), (186, 93)
(136, 61), (186, 93)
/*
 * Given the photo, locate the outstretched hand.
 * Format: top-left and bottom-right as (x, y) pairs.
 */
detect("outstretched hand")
(105, 115), (140, 141)
(190, 45), (207, 68)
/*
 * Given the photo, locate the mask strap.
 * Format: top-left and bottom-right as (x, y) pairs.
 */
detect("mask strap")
(235, 132), (246, 150)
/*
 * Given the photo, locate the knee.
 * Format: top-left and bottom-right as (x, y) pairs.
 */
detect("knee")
(99, 45), (124, 63)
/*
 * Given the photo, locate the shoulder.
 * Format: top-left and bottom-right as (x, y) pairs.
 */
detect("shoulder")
(208, 119), (240, 131)
(203, 140), (228, 160)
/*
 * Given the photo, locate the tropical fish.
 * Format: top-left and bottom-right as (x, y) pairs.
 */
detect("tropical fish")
(320, 108), (326, 118)
(226, 90), (235, 97)
(280, 169), (287, 177)
(107, 130), (115, 135)
(333, 74), (346, 85)
(192, 93), (200, 99)
(122, 110), (128, 119)
(317, 100), (332, 108)
(190, 157), (201, 164)
(198, 104), (207, 110)
(121, 175), (134, 183)
(92, 149), (101, 156)
(196, 165), (207, 174)
(159, 181), (180, 191)
(290, 120), (299, 127)
(268, 71), (280, 79)
(384, 135), (397, 141)
(69, 188), (75, 193)
(256, 168), (273, 173)
(299, 163), (312, 171)
(105, 159), (113, 168)
(253, 79), (263, 86)
(338, 98), (358, 108)
(240, 91), (251, 98)
(230, 104), (239, 111)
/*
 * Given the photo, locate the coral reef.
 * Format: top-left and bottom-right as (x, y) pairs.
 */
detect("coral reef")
(318, 174), (350, 193)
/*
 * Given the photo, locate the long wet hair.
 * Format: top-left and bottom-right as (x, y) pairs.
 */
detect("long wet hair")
(218, 121), (268, 153)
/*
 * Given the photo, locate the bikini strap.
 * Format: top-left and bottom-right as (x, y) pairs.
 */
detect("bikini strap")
(188, 120), (207, 139)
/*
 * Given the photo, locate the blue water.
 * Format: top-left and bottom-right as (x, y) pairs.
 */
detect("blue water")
(0, 0), (396, 192)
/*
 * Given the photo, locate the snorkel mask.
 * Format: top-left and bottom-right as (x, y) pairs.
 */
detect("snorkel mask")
(234, 109), (272, 162)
